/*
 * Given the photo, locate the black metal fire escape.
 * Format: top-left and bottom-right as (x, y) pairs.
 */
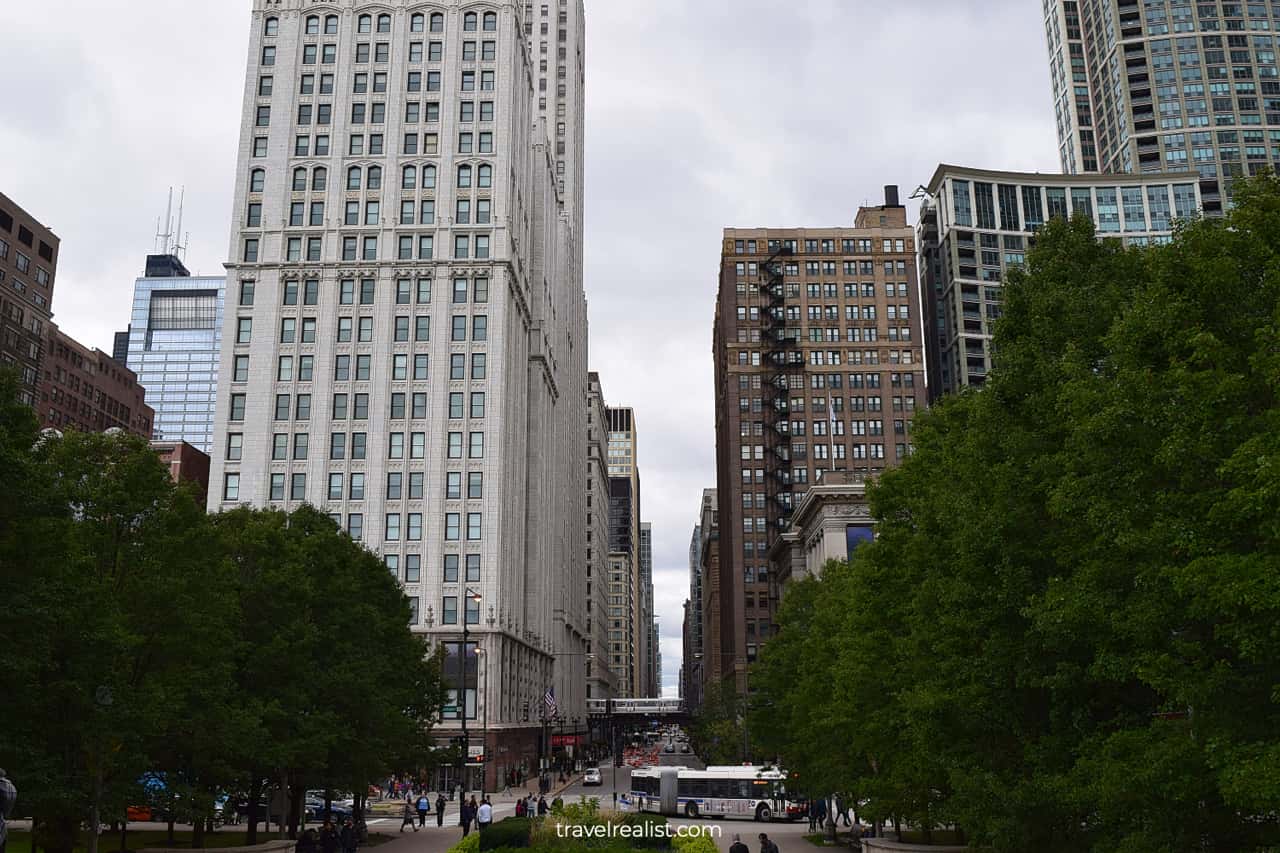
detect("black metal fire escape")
(757, 246), (799, 540)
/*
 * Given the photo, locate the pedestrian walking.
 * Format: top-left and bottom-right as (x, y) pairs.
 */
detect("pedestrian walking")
(0, 769), (16, 853)
(318, 821), (341, 853)
(728, 834), (749, 853)
(537, 796), (548, 816)
(459, 799), (474, 836)
(807, 799), (818, 832)
(435, 793), (446, 827)
(415, 793), (430, 828)
(339, 818), (357, 853)
(758, 832), (780, 853)
(476, 798), (493, 832)
(399, 798), (417, 833)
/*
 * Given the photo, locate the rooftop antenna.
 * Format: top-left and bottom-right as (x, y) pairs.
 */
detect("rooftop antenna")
(172, 186), (188, 260)
(154, 188), (175, 256)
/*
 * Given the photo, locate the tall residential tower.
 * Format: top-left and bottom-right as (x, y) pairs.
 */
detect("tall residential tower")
(1043, 0), (1280, 211)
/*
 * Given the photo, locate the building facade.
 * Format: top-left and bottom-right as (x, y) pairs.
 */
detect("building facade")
(683, 488), (713, 712)
(696, 488), (720, 700)
(710, 188), (927, 694)
(36, 325), (154, 439)
(918, 164), (1203, 397)
(121, 255), (225, 453)
(639, 521), (657, 697)
(153, 439), (213, 505)
(0, 192), (58, 407)
(770, 471), (873, 586)
(1043, 0), (1280, 210)
(585, 371), (615, 702)
(605, 405), (641, 695)
(209, 0), (589, 786)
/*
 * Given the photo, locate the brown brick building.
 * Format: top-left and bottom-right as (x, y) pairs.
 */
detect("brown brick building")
(0, 192), (59, 406)
(37, 324), (153, 438)
(152, 440), (212, 505)
(707, 187), (927, 699)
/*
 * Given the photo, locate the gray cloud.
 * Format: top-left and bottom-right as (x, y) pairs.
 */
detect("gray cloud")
(0, 0), (1057, 698)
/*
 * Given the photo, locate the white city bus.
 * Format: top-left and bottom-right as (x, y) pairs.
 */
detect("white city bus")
(630, 765), (805, 822)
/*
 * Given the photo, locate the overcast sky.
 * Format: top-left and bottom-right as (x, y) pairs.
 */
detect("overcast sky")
(0, 0), (1058, 697)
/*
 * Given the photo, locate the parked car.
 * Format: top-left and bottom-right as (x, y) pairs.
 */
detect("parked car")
(583, 769), (602, 786)
(663, 743), (675, 754)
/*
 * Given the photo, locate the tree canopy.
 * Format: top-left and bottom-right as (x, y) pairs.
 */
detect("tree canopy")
(753, 176), (1280, 851)
(0, 388), (445, 852)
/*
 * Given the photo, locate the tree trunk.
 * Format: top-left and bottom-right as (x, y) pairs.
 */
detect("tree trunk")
(166, 810), (176, 846)
(246, 776), (264, 845)
(892, 815), (901, 838)
(119, 821), (128, 853)
(287, 779), (303, 840)
(192, 811), (206, 849)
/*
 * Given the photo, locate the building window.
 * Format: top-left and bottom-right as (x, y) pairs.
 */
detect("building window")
(223, 473), (240, 501)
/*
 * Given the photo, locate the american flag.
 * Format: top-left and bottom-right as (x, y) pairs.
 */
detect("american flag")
(543, 686), (558, 719)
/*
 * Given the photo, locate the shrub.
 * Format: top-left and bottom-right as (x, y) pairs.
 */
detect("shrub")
(672, 833), (719, 853)
(479, 816), (534, 850)
(616, 812), (671, 849)
(446, 833), (481, 853)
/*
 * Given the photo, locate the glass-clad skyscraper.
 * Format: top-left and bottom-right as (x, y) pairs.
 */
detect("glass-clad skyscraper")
(1044, 0), (1280, 212)
(121, 254), (224, 453)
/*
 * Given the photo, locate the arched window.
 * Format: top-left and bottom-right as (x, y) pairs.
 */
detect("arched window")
(324, 15), (339, 34)
(264, 17), (279, 36)
(457, 165), (472, 188)
(402, 165), (417, 189)
(249, 168), (266, 193)
(347, 166), (363, 190)
(305, 15), (320, 34)
(477, 164), (492, 188)
(482, 12), (497, 31)
(358, 14), (372, 33)
(429, 12), (444, 32)
(312, 167), (327, 191)
(423, 165), (437, 189)
(377, 13), (392, 33)
(410, 13), (425, 32)
(463, 12), (478, 31)
(367, 166), (383, 189)
(292, 167), (308, 192)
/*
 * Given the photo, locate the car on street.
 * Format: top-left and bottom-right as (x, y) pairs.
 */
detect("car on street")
(679, 743), (691, 754)
(663, 743), (675, 753)
(583, 768), (602, 786)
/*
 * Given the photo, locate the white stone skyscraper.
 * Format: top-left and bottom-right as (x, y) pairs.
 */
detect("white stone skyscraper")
(1041, 0), (1280, 213)
(209, 0), (588, 785)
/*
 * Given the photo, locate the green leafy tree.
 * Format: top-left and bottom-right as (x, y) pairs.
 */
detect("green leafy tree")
(0, 420), (223, 853)
(755, 176), (1280, 850)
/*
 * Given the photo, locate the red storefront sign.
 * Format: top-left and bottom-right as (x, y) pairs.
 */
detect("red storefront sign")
(550, 734), (581, 747)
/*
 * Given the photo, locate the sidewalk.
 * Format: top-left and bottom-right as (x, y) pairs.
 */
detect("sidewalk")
(367, 774), (583, 853)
